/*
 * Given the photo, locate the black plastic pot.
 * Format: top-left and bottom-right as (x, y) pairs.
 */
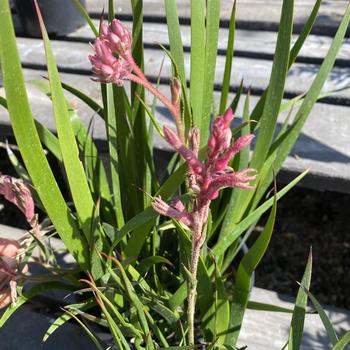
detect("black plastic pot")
(14, 0), (86, 38)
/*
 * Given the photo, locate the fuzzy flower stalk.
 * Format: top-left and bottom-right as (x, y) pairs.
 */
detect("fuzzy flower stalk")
(89, 19), (184, 141)
(152, 108), (256, 345)
(89, 18), (256, 345)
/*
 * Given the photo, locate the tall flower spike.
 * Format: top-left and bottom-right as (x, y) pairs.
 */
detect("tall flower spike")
(152, 107), (256, 345)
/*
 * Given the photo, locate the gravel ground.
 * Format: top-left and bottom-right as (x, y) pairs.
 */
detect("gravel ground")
(1, 147), (349, 309)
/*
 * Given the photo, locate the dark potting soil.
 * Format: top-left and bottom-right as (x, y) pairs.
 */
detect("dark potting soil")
(253, 185), (350, 310)
(1, 148), (349, 309)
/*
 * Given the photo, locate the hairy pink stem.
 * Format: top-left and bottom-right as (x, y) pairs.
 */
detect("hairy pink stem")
(187, 200), (210, 345)
(126, 54), (184, 141)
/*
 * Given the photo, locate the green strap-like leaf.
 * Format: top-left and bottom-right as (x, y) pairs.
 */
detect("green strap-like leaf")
(226, 193), (276, 345)
(71, 0), (98, 36)
(332, 331), (350, 350)
(220, 0), (236, 114)
(164, 0), (186, 86)
(0, 0), (88, 268)
(190, 0), (206, 139)
(0, 282), (77, 328)
(288, 250), (313, 350)
(106, 83), (125, 228)
(43, 299), (96, 342)
(34, 0), (95, 244)
(61, 81), (104, 120)
(250, 0), (294, 172)
(201, 0), (221, 144)
(250, 0), (322, 131)
(202, 264), (230, 344)
(298, 284), (339, 346)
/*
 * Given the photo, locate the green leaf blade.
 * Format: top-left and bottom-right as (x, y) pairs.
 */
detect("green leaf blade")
(288, 249), (313, 350)
(34, 0), (96, 244)
(0, 0), (88, 268)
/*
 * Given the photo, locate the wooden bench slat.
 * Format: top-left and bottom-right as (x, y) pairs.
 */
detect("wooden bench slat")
(66, 20), (350, 65)
(85, 0), (350, 36)
(14, 37), (350, 103)
(1, 68), (349, 193)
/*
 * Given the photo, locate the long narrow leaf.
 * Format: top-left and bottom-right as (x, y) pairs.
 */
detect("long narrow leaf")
(201, 0), (221, 143)
(34, 0), (96, 244)
(190, 0), (206, 141)
(226, 193), (276, 345)
(43, 299), (96, 342)
(250, 0), (294, 171)
(332, 331), (350, 350)
(0, 0), (88, 267)
(61, 81), (104, 119)
(63, 309), (105, 350)
(288, 250), (313, 350)
(71, 0), (98, 36)
(164, 0), (186, 86)
(250, 0), (322, 131)
(220, 1), (236, 114)
(298, 284), (339, 346)
(106, 84), (125, 228)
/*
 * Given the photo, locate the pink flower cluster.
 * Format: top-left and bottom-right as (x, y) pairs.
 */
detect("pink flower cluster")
(152, 108), (256, 239)
(89, 19), (183, 138)
(89, 19), (133, 86)
(0, 175), (36, 308)
(0, 238), (23, 309)
(0, 176), (35, 224)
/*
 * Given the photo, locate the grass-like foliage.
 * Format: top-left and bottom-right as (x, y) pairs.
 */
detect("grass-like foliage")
(0, 0), (349, 348)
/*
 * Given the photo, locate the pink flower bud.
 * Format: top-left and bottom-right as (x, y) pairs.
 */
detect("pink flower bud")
(89, 37), (132, 85)
(163, 126), (182, 149)
(0, 290), (12, 309)
(163, 127), (204, 175)
(100, 20), (109, 36)
(213, 134), (254, 172)
(0, 239), (21, 258)
(207, 135), (216, 153)
(152, 196), (192, 227)
(189, 128), (200, 157)
(223, 107), (234, 126)
(170, 78), (181, 107)
(109, 19), (132, 56)
(205, 168), (257, 199)
(0, 176), (35, 223)
(171, 198), (186, 212)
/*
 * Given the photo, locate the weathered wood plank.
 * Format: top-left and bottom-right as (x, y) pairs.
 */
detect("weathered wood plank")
(66, 20), (350, 65)
(85, 0), (350, 36)
(238, 287), (350, 350)
(1, 69), (349, 193)
(13, 37), (350, 103)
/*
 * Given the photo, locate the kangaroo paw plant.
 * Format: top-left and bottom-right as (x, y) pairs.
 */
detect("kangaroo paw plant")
(0, 0), (349, 349)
